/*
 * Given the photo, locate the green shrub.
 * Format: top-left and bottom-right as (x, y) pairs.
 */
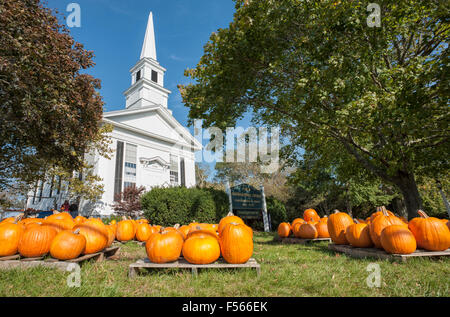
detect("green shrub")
(141, 186), (229, 226)
(266, 196), (288, 230)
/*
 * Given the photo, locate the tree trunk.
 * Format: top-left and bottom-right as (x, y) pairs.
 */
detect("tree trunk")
(394, 172), (422, 221)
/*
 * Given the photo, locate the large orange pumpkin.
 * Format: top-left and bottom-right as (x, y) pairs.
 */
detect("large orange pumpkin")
(408, 210), (450, 251)
(145, 231), (184, 263)
(18, 226), (57, 258)
(73, 219), (108, 254)
(303, 209), (320, 222)
(220, 223), (253, 264)
(369, 207), (406, 249)
(50, 229), (86, 260)
(380, 225), (417, 254)
(0, 218), (24, 257)
(327, 211), (354, 245)
(182, 233), (220, 264)
(345, 222), (373, 248)
(218, 212), (245, 234)
(277, 222), (291, 238)
(116, 220), (136, 242)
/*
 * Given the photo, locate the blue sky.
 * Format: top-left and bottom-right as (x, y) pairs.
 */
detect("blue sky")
(45, 0), (237, 129)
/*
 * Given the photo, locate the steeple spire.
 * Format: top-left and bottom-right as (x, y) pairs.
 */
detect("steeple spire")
(140, 12), (157, 60)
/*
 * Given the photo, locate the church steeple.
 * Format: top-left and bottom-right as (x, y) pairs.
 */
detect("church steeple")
(124, 12), (171, 110)
(140, 12), (157, 60)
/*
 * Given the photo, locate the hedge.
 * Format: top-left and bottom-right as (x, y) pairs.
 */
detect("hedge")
(141, 186), (229, 226)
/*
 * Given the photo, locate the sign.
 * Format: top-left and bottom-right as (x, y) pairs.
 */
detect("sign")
(230, 184), (262, 211)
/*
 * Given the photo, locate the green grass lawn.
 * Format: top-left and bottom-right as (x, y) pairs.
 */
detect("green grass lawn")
(0, 232), (448, 297)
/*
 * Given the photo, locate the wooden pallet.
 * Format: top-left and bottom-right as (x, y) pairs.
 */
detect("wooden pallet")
(115, 240), (145, 246)
(128, 257), (261, 278)
(328, 244), (450, 262)
(274, 236), (331, 244)
(0, 246), (121, 271)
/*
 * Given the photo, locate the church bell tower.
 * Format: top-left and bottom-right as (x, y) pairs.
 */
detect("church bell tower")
(124, 12), (171, 109)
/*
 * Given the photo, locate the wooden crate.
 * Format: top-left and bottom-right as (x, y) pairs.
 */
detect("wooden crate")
(328, 244), (450, 262)
(128, 257), (261, 278)
(273, 236), (331, 244)
(0, 246), (121, 271)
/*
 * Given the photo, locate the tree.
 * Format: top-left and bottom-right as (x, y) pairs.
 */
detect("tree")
(180, 0), (449, 219)
(0, 0), (108, 190)
(113, 185), (146, 219)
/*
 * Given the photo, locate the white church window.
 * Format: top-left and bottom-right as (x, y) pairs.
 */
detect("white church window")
(124, 143), (137, 187)
(170, 155), (179, 184)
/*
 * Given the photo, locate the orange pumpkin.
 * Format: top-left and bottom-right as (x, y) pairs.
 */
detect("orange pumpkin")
(0, 217), (24, 257)
(178, 225), (191, 240)
(218, 213), (245, 235)
(42, 217), (75, 233)
(219, 222), (253, 264)
(315, 222), (330, 238)
(369, 206), (395, 223)
(116, 220), (136, 242)
(303, 209), (320, 222)
(50, 229), (86, 260)
(291, 218), (305, 229)
(182, 234), (220, 264)
(145, 231), (184, 263)
(18, 226), (57, 258)
(345, 222), (373, 248)
(297, 223), (318, 239)
(135, 223), (154, 242)
(105, 225), (116, 247)
(277, 222), (291, 238)
(292, 222), (303, 238)
(369, 207), (407, 249)
(380, 225), (417, 254)
(327, 211), (354, 245)
(74, 216), (87, 225)
(408, 210), (450, 251)
(73, 219), (108, 254)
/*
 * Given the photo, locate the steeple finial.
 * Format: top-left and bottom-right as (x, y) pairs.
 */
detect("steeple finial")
(140, 12), (157, 60)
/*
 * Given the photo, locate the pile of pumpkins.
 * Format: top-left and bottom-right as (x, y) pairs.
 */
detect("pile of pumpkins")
(278, 207), (450, 254)
(277, 208), (331, 240)
(120, 212), (254, 265)
(0, 211), (117, 260)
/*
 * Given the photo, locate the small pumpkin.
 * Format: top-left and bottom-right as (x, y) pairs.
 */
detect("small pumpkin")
(303, 209), (320, 222)
(297, 223), (318, 239)
(0, 216), (24, 257)
(408, 210), (450, 251)
(50, 229), (86, 260)
(145, 230), (184, 263)
(380, 225), (417, 254)
(116, 220), (136, 242)
(315, 222), (330, 238)
(178, 225), (191, 240)
(218, 212), (244, 234)
(327, 210), (354, 245)
(182, 234), (220, 264)
(277, 222), (292, 238)
(220, 222), (253, 264)
(73, 218), (109, 254)
(291, 218), (305, 228)
(135, 223), (154, 242)
(369, 206), (407, 249)
(345, 222), (373, 248)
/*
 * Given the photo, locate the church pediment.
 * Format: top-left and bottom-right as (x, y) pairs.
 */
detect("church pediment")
(140, 156), (170, 171)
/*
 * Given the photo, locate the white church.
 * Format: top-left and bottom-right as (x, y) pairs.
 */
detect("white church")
(26, 12), (202, 216)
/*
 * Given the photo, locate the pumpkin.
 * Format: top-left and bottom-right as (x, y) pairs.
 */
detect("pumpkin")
(369, 206), (395, 223)
(182, 234), (220, 264)
(218, 213), (245, 235)
(187, 226), (220, 241)
(303, 209), (320, 222)
(110, 220), (117, 225)
(178, 225), (191, 240)
(74, 216), (87, 225)
(135, 223), (154, 242)
(73, 219), (109, 254)
(277, 222), (291, 238)
(106, 225), (116, 247)
(20, 218), (41, 227)
(380, 225), (417, 254)
(116, 220), (136, 242)
(291, 218), (305, 228)
(47, 211), (73, 222)
(327, 210), (354, 245)
(18, 226), (57, 258)
(315, 222), (330, 238)
(345, 222), (373, 248)
(50, 229), (86, 260)
(292, 222), (303, 238)
(319, 216), (328, 223)
(42, 217), (75, 233)
(0, 216), (24, 257)
(145, 230), (184, 263)
(297, 223), (318, 239)
(408, 210), (450, 251)
(219, 222), (253, 264)
(369, 207), (407, 249)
